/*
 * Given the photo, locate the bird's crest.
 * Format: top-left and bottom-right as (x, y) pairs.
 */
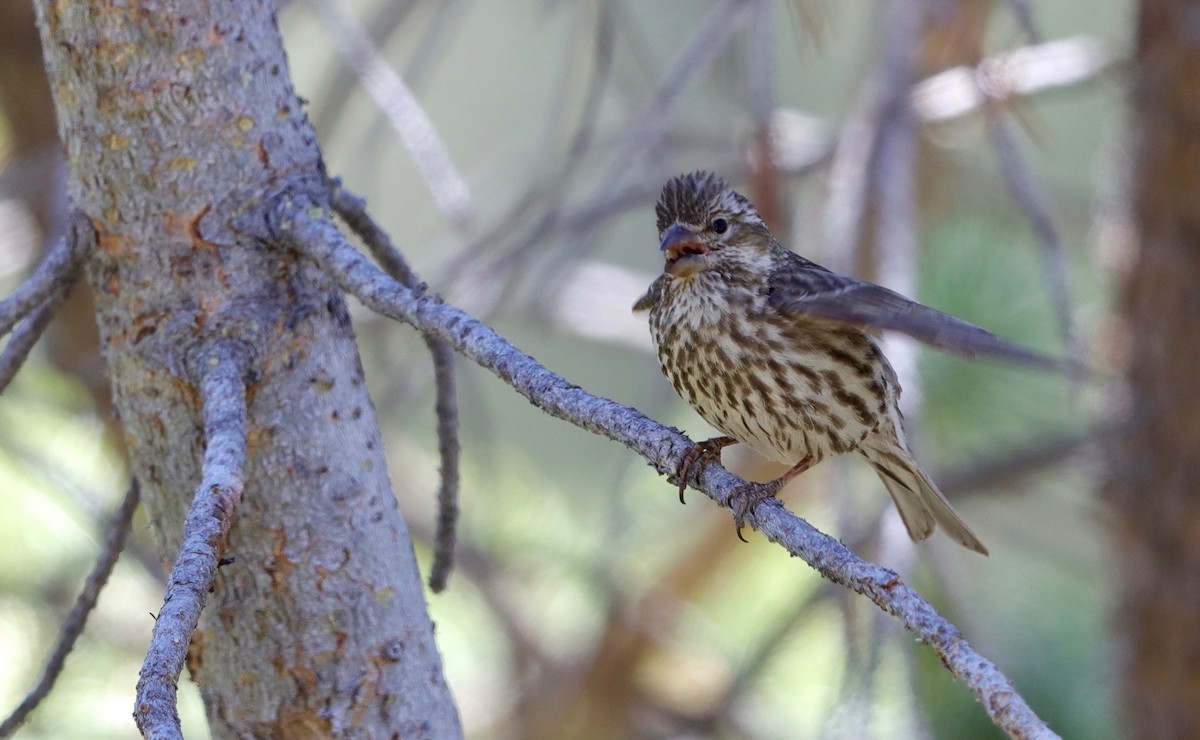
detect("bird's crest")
(655, 171), (758, 235)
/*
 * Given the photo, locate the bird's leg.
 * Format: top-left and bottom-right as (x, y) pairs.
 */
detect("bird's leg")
(674, 436), (738, 504)
(729, 455), (814, 542)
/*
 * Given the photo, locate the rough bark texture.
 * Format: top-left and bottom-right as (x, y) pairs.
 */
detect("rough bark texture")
(1111, 1), (1200, 737)
(33, 1), (460, 736)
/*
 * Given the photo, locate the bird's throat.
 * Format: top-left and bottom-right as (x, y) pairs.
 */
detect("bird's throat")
(665, 254), (708, 278)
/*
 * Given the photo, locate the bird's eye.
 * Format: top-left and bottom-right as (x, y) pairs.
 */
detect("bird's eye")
(711, 218), (728, 234)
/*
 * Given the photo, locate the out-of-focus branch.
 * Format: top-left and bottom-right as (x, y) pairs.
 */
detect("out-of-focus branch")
(910, 36), (1111, 123)
(984, 109), (1077, 360)
(0, 215), (90, 338)
(443, 1), (616, 295)
(594, 0), (751, 191)
(272, 197), (1059, 740)
(331, 185), (462, 593)
(1000, 0), (1043, 44)
(774, 37), (1111, 167)
(307, 0), (472, 224)
(0, 480), (140, 736)
(0, 267), (78, 393)
(938, 427), (1100, 497)
(134, 343), (249, 739)
(312, 0), (421, 136)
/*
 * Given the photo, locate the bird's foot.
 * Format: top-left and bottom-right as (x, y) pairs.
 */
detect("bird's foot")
(728, 480), (786, 543)
(729, 455), (813, 542)
(674, 436), (738, 504)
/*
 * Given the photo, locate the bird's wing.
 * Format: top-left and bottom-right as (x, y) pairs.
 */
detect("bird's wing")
(767, 252), (1060, 368)
(633, 275), (667, 313)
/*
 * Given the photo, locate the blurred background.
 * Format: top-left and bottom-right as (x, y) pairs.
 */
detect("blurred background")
(0, 0), (1133, 737)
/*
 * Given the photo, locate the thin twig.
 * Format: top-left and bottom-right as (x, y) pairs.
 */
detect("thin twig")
(698, 582), (833, 731)
(307, 0), (472, 223)
(910, 36), (1112, 124)
(825, 0), (926, 272)
(0, 270), (80, 394)
(134, 344), (249, 739)
(0, 218), (90, 339)
(0, 480), (141, 737)
(424, 337), (461, 592)
(999, 0), (1042, 44)
(313, 0), (421, 136)
(350, 0), (474, 171)
(984, 107), (1077, 359)
(273, 201), (1058, 740)
(560, 0), (750, 265)
(598, 0), (751, 183)
(332, 187), (421, 286)
(332, 186), (462, 593)
(482, 0), (751, 285)
(938, 427), (1098, 497)
(444, 1), (615, 283)
(0, 422), (164, 579)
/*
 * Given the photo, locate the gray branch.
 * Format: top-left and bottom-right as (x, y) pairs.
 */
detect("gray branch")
(134, 344), (250, 740)
(272, 199), (1057, 740)
(307, 0), (472, 223)
(985, 111), (1077, 358)
(0, 215), (91, 339)
(0, 268), (80, 394)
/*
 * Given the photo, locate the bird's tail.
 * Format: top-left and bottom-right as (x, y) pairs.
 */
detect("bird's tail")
(858, 415), (988, 556)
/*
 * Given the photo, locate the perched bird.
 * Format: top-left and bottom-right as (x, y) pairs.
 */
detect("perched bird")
(635, 172), (1054, 553)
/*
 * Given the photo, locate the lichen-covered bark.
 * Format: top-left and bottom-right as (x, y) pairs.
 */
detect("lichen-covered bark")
(33, 1), (460, 736)
(1110, 1), (1200, 737)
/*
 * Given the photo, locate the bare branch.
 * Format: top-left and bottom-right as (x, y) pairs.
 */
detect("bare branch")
(938, 427), (1099, 497)
(134, 344), (249, 739)
(910, 36), (1112, 124)
(273, 202), (1058, 739)
(999, 0), (1043, 44)
(441, 2), (616, 289)
(825, 0), (926, 272)
(306, 0), (472, 223)
(312, 0), (421, 136)
(0, 269), (79, 394)
(332, 186), (463, 593)
(583, 0), (751, 223)
(0, 480), (140, 737)
(424, 337), (461, 593)
(0, 216), (90, 338)
(332, 187), (422, 286)
(700, 581), (832, 730)
(984, 108), (1077, 357)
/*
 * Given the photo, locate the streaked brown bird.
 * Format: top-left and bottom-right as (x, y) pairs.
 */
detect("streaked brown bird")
(636, 172), (1055, 554)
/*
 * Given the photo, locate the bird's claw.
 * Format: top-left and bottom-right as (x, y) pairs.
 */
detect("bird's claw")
(729, 480), (784, 543)
(674, 436), (737, 504)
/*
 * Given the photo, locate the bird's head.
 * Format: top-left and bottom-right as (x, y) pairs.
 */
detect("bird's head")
(654, 171), (770, 279)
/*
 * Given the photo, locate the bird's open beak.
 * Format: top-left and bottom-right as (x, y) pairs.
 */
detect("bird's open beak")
(660, 224), (709, 278)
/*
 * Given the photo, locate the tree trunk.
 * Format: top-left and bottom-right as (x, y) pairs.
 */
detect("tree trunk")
(1111, 1), (1200, 737)
(33, 1), (461, 736)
